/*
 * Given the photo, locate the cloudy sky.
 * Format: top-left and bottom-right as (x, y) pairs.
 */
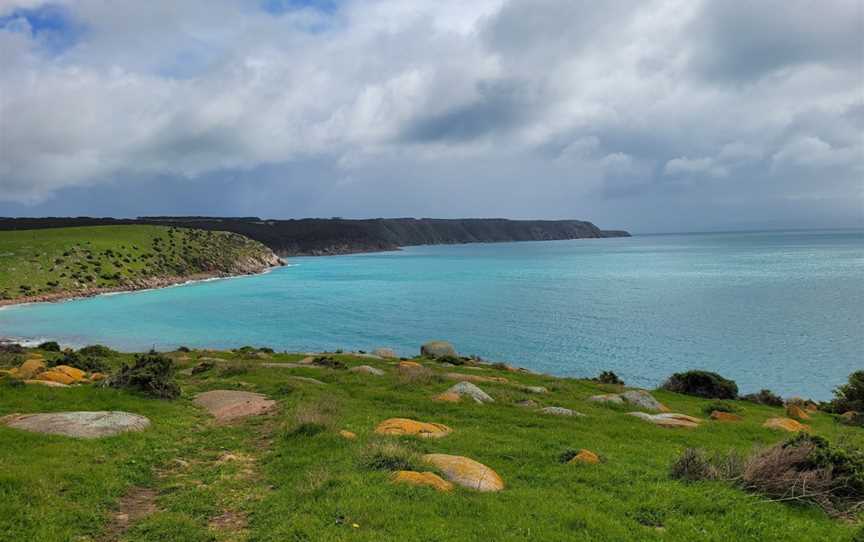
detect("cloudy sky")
(0, 0), (861, 232)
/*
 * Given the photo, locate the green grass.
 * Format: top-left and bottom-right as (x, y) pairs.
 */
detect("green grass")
(0, 226), (273, 301)
(0, 348), (861, 541)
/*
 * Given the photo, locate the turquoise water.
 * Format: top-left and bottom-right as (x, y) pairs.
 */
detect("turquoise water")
(1, 230), (861, 399)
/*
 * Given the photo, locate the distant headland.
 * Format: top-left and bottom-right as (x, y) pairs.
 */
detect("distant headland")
(0, 217), (630, 257)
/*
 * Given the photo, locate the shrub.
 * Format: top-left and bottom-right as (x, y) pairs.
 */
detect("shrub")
(661, 370), (738, 399)
(671, 435), (864, 518)
(191, 360), (215, 374)
(741, 388), (784, 407)
(284, 401), (337, 437)
(840, 412), (864, 427)
(219, 361), (250, 377)
(177, 346), (191, 353)
(37, 341), (61, 352)
(104, 351), (180, 399)
(593, 371), (624, 386)
(823, 371), (864, 414)
(312, 356), (347, 370)
(49, 351), (107, 373)
(0, 343), (25, 354)
(437, 355), (464, 366)
(394, 366), (442, 388)
(701, 401), (740, 415)
(359, 440), (422, 472)
(78, 344), (117, 357)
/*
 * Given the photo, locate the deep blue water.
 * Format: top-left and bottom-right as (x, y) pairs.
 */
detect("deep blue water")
(1, 230), (861, 399)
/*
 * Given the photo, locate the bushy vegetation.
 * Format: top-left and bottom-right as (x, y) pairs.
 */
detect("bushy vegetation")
(701, 400), (741, 415)
(104, 351), (180, 399)
(741, 388), (784, 407)
(593, 371), (624, 386)
(671, 434), (864, 518)
(48, 350), (107, 373)
(77, 344), (117, 357)
(661, 370), (738, 399)
(823, 371), (864, 414)
(284, 401), (336, 437)
(359, 439), (422, 472)
(312, 356), (347, 370)
(36, 341), (61, 352)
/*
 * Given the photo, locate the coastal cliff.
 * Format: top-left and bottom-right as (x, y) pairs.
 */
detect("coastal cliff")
(0, 226), (282, 306)
(0, 217), (631, 257)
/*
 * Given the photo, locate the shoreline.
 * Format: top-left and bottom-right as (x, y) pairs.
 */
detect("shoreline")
(0, 263), (283, 310)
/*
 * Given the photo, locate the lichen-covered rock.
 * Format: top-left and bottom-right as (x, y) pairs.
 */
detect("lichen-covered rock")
(540, 406), (584, 417)
(710, 411), (743, 422)
(17, 359), (46, 379)
(391, 471), (454, 492)
(398, 361), (424, 370)
(35, 370), (76, 385)
(349, 365), (385, 376)
(520, 385), (548, 394)
(628, 412), (701, 428)
(763, 417), (810, 433)
(588, 394), (625, 405)
(339, 430), (357, 440)
(443, 382), (494, 403)
(420, 341), (457, 359)
(194, 390), (277, 422)
(373, 348), (398, 359)
(568, 449), (601, 465)
(785, 404), (811, 421)
(423, 454), (504, 492)
(374, 418), (452, 438)
(54, 365), (86, 382)
(432, 391), (462, 403)
(515, 399), (538, 408)
(1, 411), (150, 439)
(23, 379), (69, 388)
(443, 373), (508, 384)
(90, 372), (107, 382)
(620, 390), (669, 412)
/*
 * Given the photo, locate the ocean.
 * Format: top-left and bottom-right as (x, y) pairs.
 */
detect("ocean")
(1, 230), (861, 399)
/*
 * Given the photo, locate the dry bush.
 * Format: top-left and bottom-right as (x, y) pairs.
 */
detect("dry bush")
(219, 361), (251, 377)
(394, 366), (442, 388)
(297, 466), (335, 493)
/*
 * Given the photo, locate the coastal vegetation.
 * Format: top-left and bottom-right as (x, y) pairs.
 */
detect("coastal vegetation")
(0, 225), (280, 304)
(0, 343), (862, 541)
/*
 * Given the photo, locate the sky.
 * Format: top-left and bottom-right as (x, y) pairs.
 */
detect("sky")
(0, 0), (861, 233)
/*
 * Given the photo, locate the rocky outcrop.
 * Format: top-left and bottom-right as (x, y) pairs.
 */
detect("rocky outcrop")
(421, 341), (457, 359)
(1, 411), (151, 439)
(763, 417), (810, 433)
(423, 454), (504, 492)
(439, 382), (494, 403)
(194, 390), (277, 423)
(628, 412), (701, 428)
(374, 418), (452, 439)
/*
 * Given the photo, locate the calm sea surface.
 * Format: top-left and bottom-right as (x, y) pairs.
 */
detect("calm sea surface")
(1, 230), (861, 399)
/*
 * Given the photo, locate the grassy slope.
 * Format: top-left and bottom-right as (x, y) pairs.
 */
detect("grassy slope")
(0, 226), (275, 301)
(0, 349), (861, 542)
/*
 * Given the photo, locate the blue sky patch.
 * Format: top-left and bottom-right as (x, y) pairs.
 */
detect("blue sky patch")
(260, 0), (340, 15)
(0, 4), (83, 54)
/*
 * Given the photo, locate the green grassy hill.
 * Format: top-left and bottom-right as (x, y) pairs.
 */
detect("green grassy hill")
(0, 347), (861, 541)
(0, 226), (280, 302)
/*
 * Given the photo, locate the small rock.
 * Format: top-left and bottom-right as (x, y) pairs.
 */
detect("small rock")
(628, 412), (701, 428)
(515, 399), (538, 408)
(339, 430), (357, 440)
(710, 411), (743, 422)
(423, 453), (504, 492)
(588, 394), (625, 405)
(374, 418), (452, 439)
(90, 372), (107, 381)
(1, 411), (150, 439)
(568, 449), (601, 465)
(420, 341), (458, 359)
(373, 348), (398, 359)
(763, 417), (810, 433)
(785, 404), (811, 421)
(540, 406), (584, 417)
(391, 471), (454, 492)
(288, 376), (326, 385)
(442, 381), (494, 403)
(432, 392), (462, 403)
(620, 390), (669, 412)
(349, 365), (385, 376)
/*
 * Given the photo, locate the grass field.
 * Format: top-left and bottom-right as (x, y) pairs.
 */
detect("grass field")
(0, 347), (861, 541)
(0, 226), (275, 301)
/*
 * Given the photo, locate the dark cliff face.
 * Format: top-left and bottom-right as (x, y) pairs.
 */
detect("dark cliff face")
(0, 217), (630, 257)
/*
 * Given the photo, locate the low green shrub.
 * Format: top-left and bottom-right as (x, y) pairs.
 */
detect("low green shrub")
(312, 356), (347, 370)
(219, 362), (250, 377)
(37, 341), (61, 352)
(49, 351), (107, 373)
(661, 370), (738, 399)
(77, 344), (117, 357)
(593, 371), (624, 386)
(740, 388), (784, 407)
(104, 351), (180, 399)
(822, 371), (864, 414)
(284, 401), (337, 437)
(701, 401), (740, 415)
(359, 440), (422, 472)
(437, 355), (464, 366)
